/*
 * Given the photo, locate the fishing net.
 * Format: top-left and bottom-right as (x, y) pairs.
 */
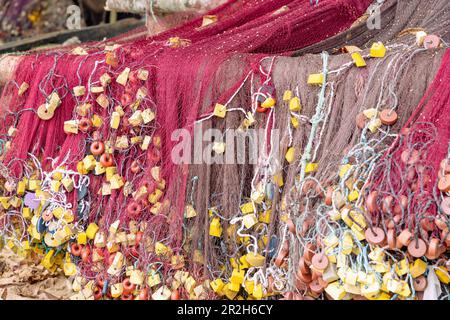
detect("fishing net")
(0, 0), (375, 300)
(0, 0), (449, 300)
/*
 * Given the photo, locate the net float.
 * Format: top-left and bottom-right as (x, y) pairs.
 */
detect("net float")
(301, 180), (316, 194)
(379, 109), (398, 125)
(441, 229), (450, 246)
(142, 180), (157, 194)
(413, 276), (427, 291)
(416, 291), (425, 300)
(135, 231), (144, 246)
(311, 253), (329, 271)
(406, 167), (417, 183)
(387, 229), (396, 249)
(294, 293), (308, 300)
(303, 243), (316, 262)
(427, 237), (440, 258)
(90, 141), (105, 156)
(425, 251), (439, 261)
(397, 229), (413, 247)
(301, 219), (313, 236)
(420, 229), (430, 242)
(381, 195), (394, 213)
(294, 279), (308, 292)
(92, 131), (101, 141)
(171, 289), (180, 300)
(267, 276), (275, 294)
(396, 236), (404, 249)
(100, 153), (114, 167)
(440, 159), (450, 174)
(96, 278), (105, 289)
(317, 276), (328, 288)
(128, 71), (140, 84)
(37, 104), (55, 120)
(309, 279), (324, 294)
(297, 269), (312, 284)
(122, 278), (136, 294)
(261, 96), (276, 109)
(420, 217), (435, 232)
(275, 243), (289, 267)
(407, 238), (427, 258)
(366, 191), (379, 213)
(365, 227), (386, 245)
(310, 268), (320, 281)
(42, 210), (54, 222)
(393, 195), (408, 215)
(441, 197), (450, 216)
(78, 118), (92, 133)
(105, 52), (119, 68)
(298, 257), (309, 275)
(130, 160), (141, 173)
(148, 147), (161, 163)
(423, 34), (441, 49)
(121, 293), (134, 300)
(107, 253), (116, 266)
(81, 246), (91, 263)
(152, 135), (162, 148)
(400, 127), (410, 136)
(314, 183), (324, 198)
(324, 187), (334, 206)
(387, 214), (401, 229)
(282, 292), (294, 300)
(438, 174), (450, 192)
(129, 245), (140, 258)
(139, 288), (149, 300)
(435, 215), (448, 230)
(355, 112), (368, 129)
(401, 149), (420, 165)
(274, 252), (286, 268)
(93, 286), (103, 300)
(71, 243), (83, 257)
(127, 201), (142, 218)
(256, 105), (269, 113)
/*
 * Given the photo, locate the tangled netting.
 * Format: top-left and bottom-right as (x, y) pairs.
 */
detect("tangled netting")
(363, 49), (450, 260)
(295, 0), (450, 56)
(0, 0), (449, 300)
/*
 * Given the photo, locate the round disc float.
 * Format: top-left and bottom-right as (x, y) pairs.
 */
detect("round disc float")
(380, 109), (398, 125)
(365, 227), (386, 245)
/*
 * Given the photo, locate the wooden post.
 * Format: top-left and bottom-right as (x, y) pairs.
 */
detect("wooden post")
(110, 10), (118, 23)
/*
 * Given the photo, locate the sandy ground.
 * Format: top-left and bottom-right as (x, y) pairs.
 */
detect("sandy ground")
(0, 248), (72, 300)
